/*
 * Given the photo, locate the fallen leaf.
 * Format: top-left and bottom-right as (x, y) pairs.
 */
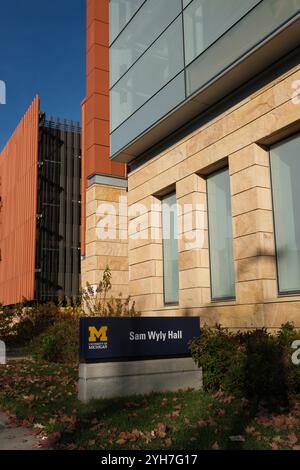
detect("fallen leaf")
(288, 433), (298, 446)
(116, 438), (126, 445)
(156, 423), (167, 438)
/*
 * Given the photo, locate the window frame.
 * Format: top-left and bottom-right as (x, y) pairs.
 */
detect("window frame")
(161, 191), (180, 306)
(206, 167), (236, 302)
(269, 132), (300, 297)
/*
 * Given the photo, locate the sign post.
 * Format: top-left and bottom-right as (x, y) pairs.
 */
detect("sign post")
(0, 340), (6, 365)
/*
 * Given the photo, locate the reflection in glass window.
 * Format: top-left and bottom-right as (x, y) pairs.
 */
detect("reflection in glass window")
(111, 17), (184, 131)
(110, 0), (181, 86)
(183, 0), (260, 65)
(110, 0), (145, 44)
(207, 168), (235, 300)
(162, 193), (179, 304)
(270, 134), (300, 293)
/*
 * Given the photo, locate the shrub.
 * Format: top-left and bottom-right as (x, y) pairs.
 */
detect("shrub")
(239, 329), (289, 406)
(29, 315), (80, 363)
(190, 323), (300, 408)
(82, 266), (140, 317)
(190, 325), (244, 394)
(0, 300), (81, 347)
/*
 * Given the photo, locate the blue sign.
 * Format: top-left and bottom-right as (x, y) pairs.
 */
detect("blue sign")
(80, 317), (200, 362)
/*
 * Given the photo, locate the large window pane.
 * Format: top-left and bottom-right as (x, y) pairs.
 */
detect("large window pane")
(270, 134), (300, 293)
(110, 73), (185, 157)
(184, 0), (261, 66)
(110, 0), (181, 86)
(110, 0), (145, 44)
(162, 193), (179, 304)
(111, 17), (184, 131)
(207, 168), (235, 300)
(186, 0), (300, 96)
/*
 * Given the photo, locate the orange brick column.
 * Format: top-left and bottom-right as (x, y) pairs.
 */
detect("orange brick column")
(81, 0), (127, 293)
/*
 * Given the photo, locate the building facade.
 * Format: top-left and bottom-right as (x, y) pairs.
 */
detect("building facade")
(82, 0), (300, 329)
(0, 97), (81, 305)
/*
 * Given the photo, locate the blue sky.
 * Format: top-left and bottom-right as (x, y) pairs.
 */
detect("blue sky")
(0, 0), (86, 151)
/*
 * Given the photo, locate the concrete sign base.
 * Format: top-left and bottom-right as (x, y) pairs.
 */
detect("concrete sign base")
(78, 357), (202, 403)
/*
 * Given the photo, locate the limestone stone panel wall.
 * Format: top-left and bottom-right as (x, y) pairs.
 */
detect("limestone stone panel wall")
(82, 183), (129, 299)
(127, 63), (300, 327)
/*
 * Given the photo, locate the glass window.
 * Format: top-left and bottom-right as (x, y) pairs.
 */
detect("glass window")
(110, 0), (181, 86)
(110, 72), (185, 158)
(183, 0), (193, 8)
(183, 0), (261, 66)
(110, 0), (145, 44)
(162, 192), (179, 304)
(110, 16), (184, 132)
(207, 168), (235, 300)
(186, 0), (300, 96)
(270, 134), (300, 294)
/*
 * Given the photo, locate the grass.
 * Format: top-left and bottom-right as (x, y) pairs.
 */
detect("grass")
(1, 360), (300, 450)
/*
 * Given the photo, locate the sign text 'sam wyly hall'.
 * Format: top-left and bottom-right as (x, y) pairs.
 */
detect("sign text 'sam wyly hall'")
(80, 317), (200, 362)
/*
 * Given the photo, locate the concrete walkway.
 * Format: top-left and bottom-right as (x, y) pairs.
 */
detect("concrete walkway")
(0, 412), (39, 450)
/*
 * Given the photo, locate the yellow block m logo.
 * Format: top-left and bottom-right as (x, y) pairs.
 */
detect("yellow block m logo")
(88, 326), (108, 343)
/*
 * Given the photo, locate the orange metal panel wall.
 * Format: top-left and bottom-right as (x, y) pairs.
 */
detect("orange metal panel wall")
(81, 99), (87, 256)
(0, 96), (39, 305)
(85, 0), (125, 178)
(81, 0), (126, 256)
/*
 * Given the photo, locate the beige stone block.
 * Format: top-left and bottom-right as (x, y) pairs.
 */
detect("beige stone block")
(155, 260), (163, 277)
(180, 268), (210, 289)
(177, 193), (207, 214)
(83, 256), (128, 272)
(129, 260), (157, 280)
(199, 304), (265, 329)
(92, 201), (125, 216)
(263, 301), (300, 328)
(86, 227), (128, 245)
(179, 288), (203, 308)
(236, 256), (277, 282)
(128, 143), (187, 192)
(230, 165), (271, 196)
(229, 145), (269, 176)
(81, 256), (98, 273)
(128, 214), (161, 236)
(233, 209), (274, 238)
(236, 279), (277, 303)
(130, 278), (163, 296)
(132, 294), (163, 312)
(109, 270), (129, 286)
(178, 211), (208, 235)
(86, 242), (128, 258)
(234, 232), (275, 260)
(101, 256), (129, 272)
(231, 187), (272, 217)
(179, 249), (209, 270)
(176, 174), (206, 199)
(129, 244), (163, 265)
(94, 186), (126, 203)
(128, 235), (162, 251)
(179, 230), (208, 252)
(86, 199), (98, 217)
(86, 214), (97, 230)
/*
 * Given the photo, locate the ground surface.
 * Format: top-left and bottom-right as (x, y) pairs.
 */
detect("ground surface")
(0, 411), (40, 450)
(0, 361), (300, 450)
